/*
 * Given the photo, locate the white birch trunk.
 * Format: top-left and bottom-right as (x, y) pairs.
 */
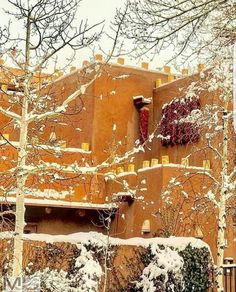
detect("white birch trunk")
(103, 217), (111, 292)
(12, 101), (28, 278)
(12, 11), (31, 280)
(216, 97), (229, 292)
(233, 43), (236, 133)
(216, 195), (226, 292)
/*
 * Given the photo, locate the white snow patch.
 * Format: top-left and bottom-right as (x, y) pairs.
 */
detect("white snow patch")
(116, 171), (137, 177)
(113, 74), (129, 80)
(0, 232), (209, 251)
(136, 245), (184, 291)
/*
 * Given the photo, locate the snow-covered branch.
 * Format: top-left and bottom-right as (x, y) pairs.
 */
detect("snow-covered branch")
(191, 171), (220, 185)
(228, 167), (236, 182)
(27, 69), (100, 123)
(0, 106), (21, 121)
(207, 141), (223, 159)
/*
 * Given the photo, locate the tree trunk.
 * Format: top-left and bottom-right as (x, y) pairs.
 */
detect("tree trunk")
(216, 99), (229, 292)
(12, 10), (31, 281)
(216, 196), (226, 292)
(103, 220), (111, 292)
(12, 96), (29, 278)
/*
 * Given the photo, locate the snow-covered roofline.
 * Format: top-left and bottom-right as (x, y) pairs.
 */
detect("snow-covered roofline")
(0, 197), (118, 210)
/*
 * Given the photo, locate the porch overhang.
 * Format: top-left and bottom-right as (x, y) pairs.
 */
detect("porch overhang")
(0, 197), (118, 211)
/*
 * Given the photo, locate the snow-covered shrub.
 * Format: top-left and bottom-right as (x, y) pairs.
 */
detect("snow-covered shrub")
(68, 244), (103, 291)
(0, 234), (213, 291)
(29, 244), (103, 292)
(136, 244), (184, 292)
(32, 268), (70, 292)
(130, 243), (212, 292)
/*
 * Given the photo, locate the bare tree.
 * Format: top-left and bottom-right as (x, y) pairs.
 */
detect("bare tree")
(115, 0), (236, 62)
(159, 47), (235, 291)
(115, 2), (236, 290)
(0, 0), (130, 283)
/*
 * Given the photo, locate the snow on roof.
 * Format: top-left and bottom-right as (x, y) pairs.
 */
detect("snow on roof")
(133, 95), (152, 103)
(0, 197), (118, 210)
(116, 171), (137, 178)
(0, 231), (209, 251)
(38, 145), (91, 154)
(113, 191), (134, 197)
(0, 141), (91, 154)
(138, 163), (208, 173)
(133, 95), (144, 100)
(108, 61), (172, 76)
(48, 61), (172, 86)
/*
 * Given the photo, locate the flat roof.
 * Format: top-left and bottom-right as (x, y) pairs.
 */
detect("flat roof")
(0, 197), (118, 210)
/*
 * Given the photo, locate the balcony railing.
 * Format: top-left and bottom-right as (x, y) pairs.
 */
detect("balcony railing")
(223, 264), (236, 292)
(209, 264), (236, 292)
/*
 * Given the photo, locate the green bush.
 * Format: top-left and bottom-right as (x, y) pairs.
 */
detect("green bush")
(180, 245), (213, 292)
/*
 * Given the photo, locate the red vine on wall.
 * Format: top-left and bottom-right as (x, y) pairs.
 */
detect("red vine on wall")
(140, 107), (149, 144)
(160, 97), (200, 147)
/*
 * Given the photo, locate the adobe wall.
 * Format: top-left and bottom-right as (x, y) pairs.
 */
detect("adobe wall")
(152, 74), (234, 170)
(33, 218), (103, 235)
(0, 63), (170, 204)
(147, 75), (236, 262)
(152, 75), (210, 167)
(91, 64), (168, 165)
(34, 68), (96, 149)
(0, 63), (235, 264)
(108, 165), (235, 262)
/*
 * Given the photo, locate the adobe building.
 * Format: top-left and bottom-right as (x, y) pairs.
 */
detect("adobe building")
(0, 56), (235, 262)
